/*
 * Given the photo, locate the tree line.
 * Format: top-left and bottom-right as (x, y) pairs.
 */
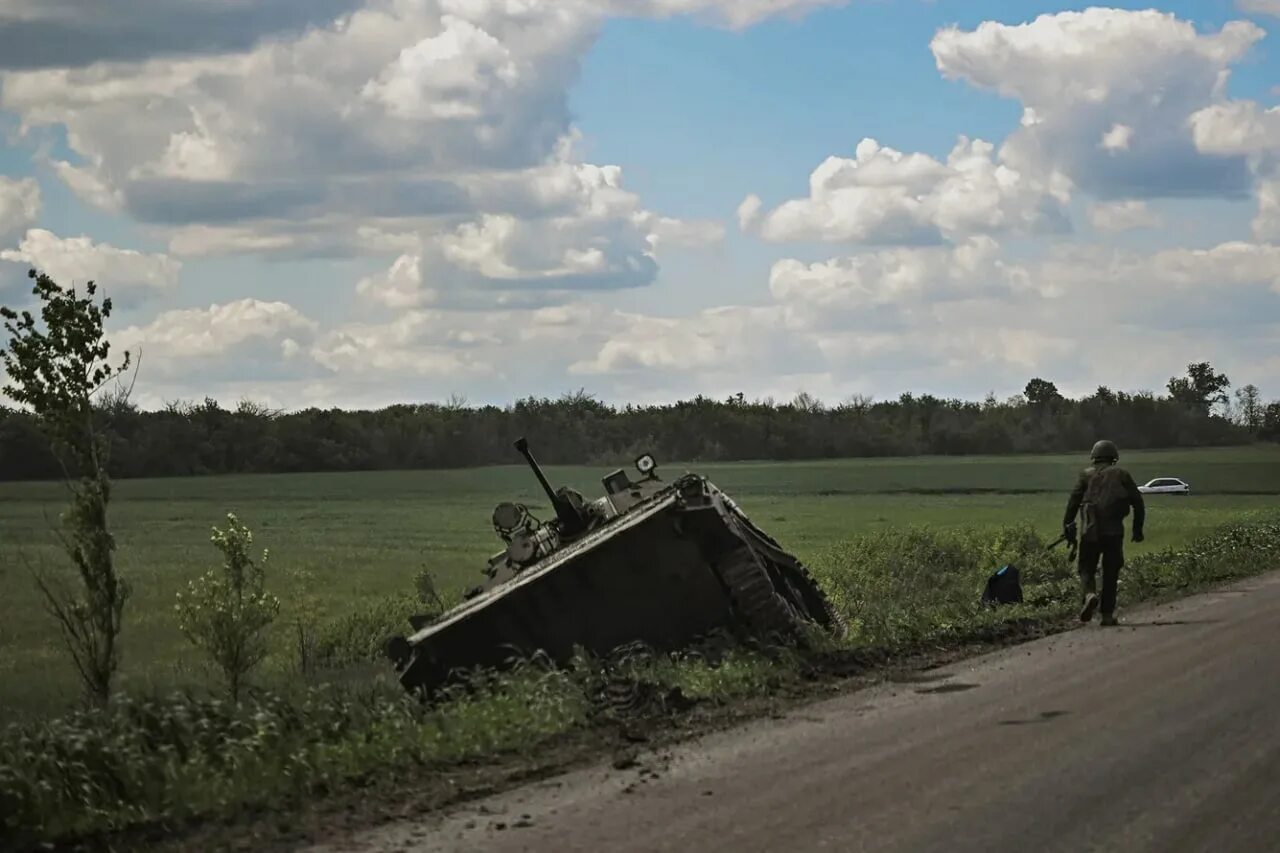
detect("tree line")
(2, 364), (1275, 481)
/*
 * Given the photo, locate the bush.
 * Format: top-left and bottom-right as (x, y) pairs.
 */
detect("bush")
(311, 568), (452, 670)
(1121, 515), (1280, 602)
(0, 665), (586, 842)
(175, 514), (280, 700)
(312, 593), (429, 668)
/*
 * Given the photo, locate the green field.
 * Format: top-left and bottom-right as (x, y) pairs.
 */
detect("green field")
(2, 445), (1278, 718)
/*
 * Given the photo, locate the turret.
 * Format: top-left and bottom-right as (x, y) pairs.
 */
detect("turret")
(514, 437), (588, 537)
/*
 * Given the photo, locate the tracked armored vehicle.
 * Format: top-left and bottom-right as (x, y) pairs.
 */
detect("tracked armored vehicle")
(386, 439), (844, 694)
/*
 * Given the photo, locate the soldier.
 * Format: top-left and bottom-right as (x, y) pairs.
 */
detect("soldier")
(1063, 439), (1145, 626)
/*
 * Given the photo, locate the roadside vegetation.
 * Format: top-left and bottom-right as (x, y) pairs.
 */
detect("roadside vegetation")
(3, 515), (1279, 847)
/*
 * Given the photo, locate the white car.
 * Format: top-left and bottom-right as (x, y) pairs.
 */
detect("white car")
(1138, 477), (1191, 495)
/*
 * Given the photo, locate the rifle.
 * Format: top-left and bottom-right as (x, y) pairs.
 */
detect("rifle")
(1047, 527), (1079, 561)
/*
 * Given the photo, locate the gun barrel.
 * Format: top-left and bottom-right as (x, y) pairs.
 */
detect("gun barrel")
(513, 437), (584, 533)
(514, 437), (559, 507)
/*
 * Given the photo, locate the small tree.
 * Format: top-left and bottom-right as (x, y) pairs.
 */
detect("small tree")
(176, 513), (280, 701)
(1234, 384), (1264, 433)
(1, 270), (133, 708)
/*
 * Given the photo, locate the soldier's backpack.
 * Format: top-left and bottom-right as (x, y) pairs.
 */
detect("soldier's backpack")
(981, 564), (1023, 607)
(1080, 464), (1131, 540)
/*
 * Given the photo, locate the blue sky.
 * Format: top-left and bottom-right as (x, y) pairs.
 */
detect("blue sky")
(1, 1), (1278, 410)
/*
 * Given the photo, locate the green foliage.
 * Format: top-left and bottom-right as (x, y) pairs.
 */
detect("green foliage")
(1, 271), (131, 468)
(308, 565), (451, 671)
(413, 566), (447, 612)
(1121, 515), (1280, 599)
(2, 269), (133, 708)
(312, 593), (429, 669)
(283, 564), (322, 678)
(175, 514), (281, 701)
(1234, 384), (1264, 433)
(811, 523), (1069, 650)
(1265, 402), (1280, 442)
(1024, 377), (1062, 407)
(1167, 361), (1231, 416)
(0, 665), (586, 842)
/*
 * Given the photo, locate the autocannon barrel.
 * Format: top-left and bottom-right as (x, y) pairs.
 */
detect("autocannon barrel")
(514, 437), (586, 535)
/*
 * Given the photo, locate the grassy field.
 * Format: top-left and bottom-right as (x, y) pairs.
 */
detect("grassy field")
(2, 445), (1278, 718)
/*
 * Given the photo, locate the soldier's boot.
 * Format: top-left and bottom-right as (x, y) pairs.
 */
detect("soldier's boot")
(1100, 613), (1118, 627)
(1079, 593), (1099, 623)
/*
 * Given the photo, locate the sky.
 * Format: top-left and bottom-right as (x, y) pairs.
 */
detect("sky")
(0, 0), (1278, 412)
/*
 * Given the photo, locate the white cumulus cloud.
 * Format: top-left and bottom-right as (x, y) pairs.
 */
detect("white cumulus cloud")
(1190, 101), (1280, 156)
(932, 8), (1264, 199)
(356, 253), (431, 309)
(113, 299), (319, 379)
(743, 136), (1068, 245)
(0, 229), (180, 301)
(311, 311), (499, 378)
(567, 304), (825, 379)
(362, 15), (520, 121)
(351, 152), (721, 307)
(1190, 101), (1280, 240)
(1101, 124), (1134, 152)
(768, 238), (1037, 327)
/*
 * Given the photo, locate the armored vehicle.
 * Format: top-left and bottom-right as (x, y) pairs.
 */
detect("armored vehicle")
(386, 438), (844, 694)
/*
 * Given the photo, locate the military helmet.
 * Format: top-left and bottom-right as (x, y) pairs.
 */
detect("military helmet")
(1090, 439), (1119, 462)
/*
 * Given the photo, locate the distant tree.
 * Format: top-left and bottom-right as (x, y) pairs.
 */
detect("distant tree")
(1092, 386), (1118, 406)
(791, 391), (824, 413)
(1234, 384), (1264, 432)
(1167, 362), (1231, 416)
(1, 269), (134, 708)
(1024, 378), (1063, 407)
(836, 394), (874, 415)
(1262, 402), (1280, 442)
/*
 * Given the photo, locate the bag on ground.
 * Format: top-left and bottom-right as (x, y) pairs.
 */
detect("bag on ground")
(981, 564), (1023, 606)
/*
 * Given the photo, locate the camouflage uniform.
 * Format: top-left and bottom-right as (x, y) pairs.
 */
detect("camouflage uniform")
(1063, 442), (1145, 625)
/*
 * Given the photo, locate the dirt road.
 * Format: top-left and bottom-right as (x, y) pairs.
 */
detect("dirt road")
(315, 571), (1280, 853)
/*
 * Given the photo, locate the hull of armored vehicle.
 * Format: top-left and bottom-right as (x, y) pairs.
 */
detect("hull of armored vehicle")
(390, 473), (843, 694)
